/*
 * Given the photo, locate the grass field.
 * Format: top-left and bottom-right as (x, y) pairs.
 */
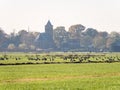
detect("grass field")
(0, 63), (120, 90)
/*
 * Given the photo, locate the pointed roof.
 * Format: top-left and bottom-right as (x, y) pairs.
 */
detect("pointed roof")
(46, 20), (52, 26)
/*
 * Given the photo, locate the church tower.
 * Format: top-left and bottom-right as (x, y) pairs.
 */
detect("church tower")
(45, 20), (53, 40)
(34, 20), (55, 50)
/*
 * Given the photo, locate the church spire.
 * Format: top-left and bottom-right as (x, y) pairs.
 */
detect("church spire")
(46, 20), (52, 26)
(45, 20), (53, 37)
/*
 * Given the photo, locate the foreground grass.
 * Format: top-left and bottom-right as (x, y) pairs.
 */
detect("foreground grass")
(0, 63), (120, 90)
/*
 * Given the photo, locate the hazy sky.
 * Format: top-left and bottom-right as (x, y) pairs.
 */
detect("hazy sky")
(0, 0), (120, 34)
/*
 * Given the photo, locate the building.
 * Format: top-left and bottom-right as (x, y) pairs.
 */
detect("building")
(35, 20), (55, 49)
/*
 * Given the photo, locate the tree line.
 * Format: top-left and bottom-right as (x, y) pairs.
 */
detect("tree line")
(0, 24), (120, 52)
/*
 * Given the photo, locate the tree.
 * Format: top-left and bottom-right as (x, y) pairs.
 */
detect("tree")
(69, 24), (85, 33)
(54, 26), (68, 49)
(18, 30), (28, 44)
(98, 31), (108, 38)
(9, 33), (21, 47)
(110, 38), (120, 52)
(18, 30), (28, 35)
(17, 30), (36, 50)
(68, 24), (85, 39)
(0, 28), (9, 49)
(80, 35), (93, 48)
(109, 31), (120, 38)
(84, 28), (98, 38)
(106, 32), (120, 51)
(93, 36), (106, 50)
(106, 37), (115, 49)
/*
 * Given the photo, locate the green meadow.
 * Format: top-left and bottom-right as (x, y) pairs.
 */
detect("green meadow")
(0, 63), (120, 90)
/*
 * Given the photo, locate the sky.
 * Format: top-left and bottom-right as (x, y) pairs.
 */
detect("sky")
(0, 0), (120, 34)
